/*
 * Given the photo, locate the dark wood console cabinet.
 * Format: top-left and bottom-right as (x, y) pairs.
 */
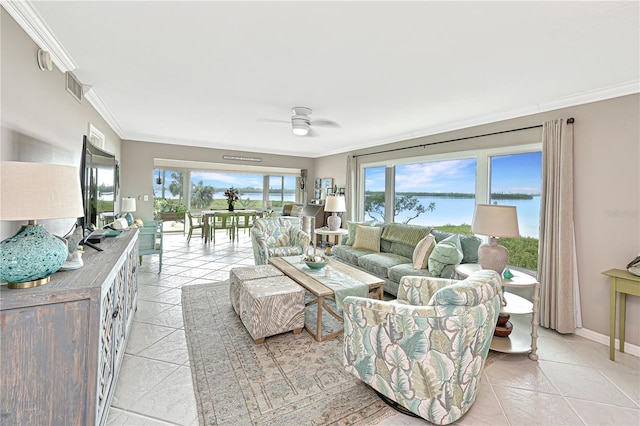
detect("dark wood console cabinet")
(0, 230), (139, 425)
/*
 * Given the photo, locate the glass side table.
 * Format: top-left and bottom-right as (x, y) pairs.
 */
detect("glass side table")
(455, 264), (540, 360)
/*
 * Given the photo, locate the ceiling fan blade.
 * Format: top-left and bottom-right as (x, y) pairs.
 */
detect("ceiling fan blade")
(311, 118), (341, 128)
(256, 118), (289, 124)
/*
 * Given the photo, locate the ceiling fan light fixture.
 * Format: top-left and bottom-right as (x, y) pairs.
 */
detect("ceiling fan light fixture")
(292, 123), (309, 136)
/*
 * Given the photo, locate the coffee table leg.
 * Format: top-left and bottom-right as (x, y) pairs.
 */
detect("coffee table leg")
(316, 295), (324, 342)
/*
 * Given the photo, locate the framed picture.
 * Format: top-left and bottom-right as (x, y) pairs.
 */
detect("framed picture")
(321, 178), (333, 189)
(338, 187), (345, 195)
(326, 187), (334, 196)
(314, 189), (322, 199)
(314, 178), (322, 189)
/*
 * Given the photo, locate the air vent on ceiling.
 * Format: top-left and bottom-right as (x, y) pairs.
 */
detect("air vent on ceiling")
(65, 71), (82, 103)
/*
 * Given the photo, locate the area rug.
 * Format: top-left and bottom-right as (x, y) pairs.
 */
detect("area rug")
(181, 280), (396, 425)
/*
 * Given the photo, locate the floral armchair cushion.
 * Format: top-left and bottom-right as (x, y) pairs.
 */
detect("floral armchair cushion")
(251, 217), (310, 265)
(343, 270), (502, 425)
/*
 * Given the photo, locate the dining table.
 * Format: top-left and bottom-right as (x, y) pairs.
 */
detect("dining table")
(201, 209), (259, 244)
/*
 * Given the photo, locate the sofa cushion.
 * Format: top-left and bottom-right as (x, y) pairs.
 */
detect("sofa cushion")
(431, 229), (481, 264)
(331, 245), (376, 265)
(428, 234), (463, 277)
(388, 263), (435, 283)
(357, 253), (410, 279)
(345, 220), (378, 246)
(381, 223), (432, 247)
(412, 234), (436, 269)
(352, 224), (382, 252)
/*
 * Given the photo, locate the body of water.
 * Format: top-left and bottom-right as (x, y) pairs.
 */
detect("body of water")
(385, 195), (541, 238)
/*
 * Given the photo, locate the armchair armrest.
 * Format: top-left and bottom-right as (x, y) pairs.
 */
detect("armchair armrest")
(290, 228), (310, 251)
(397, 275), (458, 305)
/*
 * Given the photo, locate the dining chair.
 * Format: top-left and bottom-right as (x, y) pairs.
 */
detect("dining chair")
(235, 210), (256, 240)
(211, 211), (236, 243)
(186, 210), (204, 243)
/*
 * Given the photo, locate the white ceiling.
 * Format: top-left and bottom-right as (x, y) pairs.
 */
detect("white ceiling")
(11, 1), (640, 158)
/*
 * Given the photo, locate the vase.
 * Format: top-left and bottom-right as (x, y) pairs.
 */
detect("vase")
(228, 203), (234, 211)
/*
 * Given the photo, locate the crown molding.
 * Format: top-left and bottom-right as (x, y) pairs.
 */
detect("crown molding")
(1, 0), (78, 72)
(84, 90), (125, 138)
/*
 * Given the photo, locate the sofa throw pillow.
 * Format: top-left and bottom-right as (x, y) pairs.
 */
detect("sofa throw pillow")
(412, 234), (436, 269)
(428, 234), (464, 277)
(345, 220), (376, 246)
(352, 224), (382, 252)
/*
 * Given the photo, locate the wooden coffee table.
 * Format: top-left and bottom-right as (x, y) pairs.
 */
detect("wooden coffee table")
(269, 256), (384, 342)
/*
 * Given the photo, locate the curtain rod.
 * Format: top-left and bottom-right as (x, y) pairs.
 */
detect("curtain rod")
(353, 118), (574, 159)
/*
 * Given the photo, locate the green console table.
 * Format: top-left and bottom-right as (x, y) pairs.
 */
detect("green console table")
(602, 268), (640, 361)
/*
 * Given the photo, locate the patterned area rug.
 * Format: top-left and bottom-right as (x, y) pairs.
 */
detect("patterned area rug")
(182, 280), (396, 425)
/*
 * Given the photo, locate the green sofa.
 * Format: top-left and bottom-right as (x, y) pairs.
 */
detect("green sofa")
(331, 222), (481, 296)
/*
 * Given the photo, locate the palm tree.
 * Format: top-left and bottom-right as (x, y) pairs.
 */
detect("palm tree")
(169, 171), (184, 203)
(191, 181), (215, 208)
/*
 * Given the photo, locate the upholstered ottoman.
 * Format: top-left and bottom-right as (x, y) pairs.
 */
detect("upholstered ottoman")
(238, 276), (305, 344)
(229, 265), (284, 315)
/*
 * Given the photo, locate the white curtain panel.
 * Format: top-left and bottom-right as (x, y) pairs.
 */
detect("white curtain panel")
(345, 155), (357, 222)
(538, 119), (581, 333)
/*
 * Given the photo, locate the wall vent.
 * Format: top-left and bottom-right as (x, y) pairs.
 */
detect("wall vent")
(65, 71), (82, 103)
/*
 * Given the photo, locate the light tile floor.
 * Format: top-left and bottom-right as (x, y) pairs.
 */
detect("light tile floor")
(108, 231), (640, 425)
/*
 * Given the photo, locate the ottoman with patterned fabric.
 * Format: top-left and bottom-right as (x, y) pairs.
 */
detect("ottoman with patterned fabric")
(238, 276), (305, 344)
(229, 265), (284, 315)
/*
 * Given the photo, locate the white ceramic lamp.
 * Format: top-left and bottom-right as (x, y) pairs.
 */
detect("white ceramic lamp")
(324, 195), (346, 231)
(121, 197), (136, 226)
(0, 161), (83, 289)
(472, 204), (519, 274)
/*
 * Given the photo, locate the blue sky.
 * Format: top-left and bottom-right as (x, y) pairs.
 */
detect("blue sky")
(365, 152), (542, 194)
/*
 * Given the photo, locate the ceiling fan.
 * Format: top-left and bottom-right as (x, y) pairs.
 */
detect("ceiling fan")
(258, 107), (340, 136)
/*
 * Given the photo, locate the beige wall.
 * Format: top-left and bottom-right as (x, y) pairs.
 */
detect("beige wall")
(120, 140), (315, 221)
(341, 94), (640, 347)
(0, 8), (122, 239)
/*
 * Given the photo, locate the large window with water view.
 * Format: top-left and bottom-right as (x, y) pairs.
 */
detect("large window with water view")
(490, 151), (542, 270)
(363, 167), (386, 222)
(393, 158), (477, 230)
(361, 147), (542, 271)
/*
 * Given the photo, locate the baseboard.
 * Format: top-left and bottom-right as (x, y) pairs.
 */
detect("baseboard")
(575, 327), (640, 358)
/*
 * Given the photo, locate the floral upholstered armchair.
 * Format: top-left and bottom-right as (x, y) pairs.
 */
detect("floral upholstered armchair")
(343, 270), (502, 425)
(251, 217), (310, 265)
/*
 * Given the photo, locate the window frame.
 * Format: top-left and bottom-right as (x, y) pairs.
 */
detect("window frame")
(357, 142), (542, 224)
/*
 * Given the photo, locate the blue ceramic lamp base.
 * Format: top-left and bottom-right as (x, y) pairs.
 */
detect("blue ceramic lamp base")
(0, 224), (68, 289)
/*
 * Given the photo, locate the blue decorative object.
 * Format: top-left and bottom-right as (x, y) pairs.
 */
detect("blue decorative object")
(503, 268), (514, 279)
(0, 225), (68, 288)
(123, 212), (134, 226)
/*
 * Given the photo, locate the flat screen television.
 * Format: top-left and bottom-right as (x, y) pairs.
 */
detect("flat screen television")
(80, 135), (117, 234)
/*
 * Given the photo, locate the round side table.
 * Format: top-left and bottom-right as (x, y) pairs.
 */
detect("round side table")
(314, 228), (348, 247)
(455, 264), (540, 360)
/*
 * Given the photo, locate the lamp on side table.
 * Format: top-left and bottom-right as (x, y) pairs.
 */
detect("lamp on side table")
(324, 195), (346, 231)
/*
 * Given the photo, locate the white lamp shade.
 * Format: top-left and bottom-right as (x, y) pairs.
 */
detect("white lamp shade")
(324, 195), (346, 213)
(472, 204), (519, 238)
(121, 197), (136, 212)
(0, 161), (83, 221)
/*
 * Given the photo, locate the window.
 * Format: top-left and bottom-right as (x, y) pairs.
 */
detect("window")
(394, 158), (476, 226)
(490, 151), (542, 270)
(359, 144), (542, 270)
(363, 166), (386, 222)
(268, 176), (296, 208)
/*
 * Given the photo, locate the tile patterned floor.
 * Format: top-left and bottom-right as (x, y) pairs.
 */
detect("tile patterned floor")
(107, 231), (640, 425)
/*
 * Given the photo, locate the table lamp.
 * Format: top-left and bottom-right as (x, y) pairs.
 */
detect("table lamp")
(121, 197), (136, 226)
(471, 204), (519, 274)
(324, 195), (346, 231)
(0, 161), (83, 289)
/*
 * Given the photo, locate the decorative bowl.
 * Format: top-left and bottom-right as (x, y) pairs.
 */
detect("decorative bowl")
(303, 255), (328, 270)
